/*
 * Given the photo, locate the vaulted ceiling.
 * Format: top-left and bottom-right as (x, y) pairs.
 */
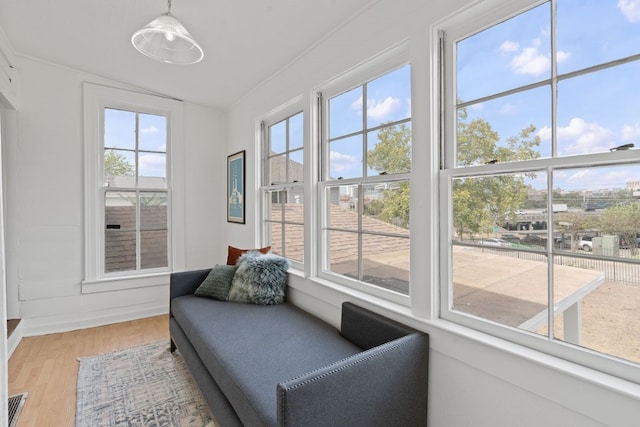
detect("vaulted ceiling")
(0, 0), (375, 109)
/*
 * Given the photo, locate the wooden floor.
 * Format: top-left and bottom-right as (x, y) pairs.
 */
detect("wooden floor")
(8, 315), (169, 427)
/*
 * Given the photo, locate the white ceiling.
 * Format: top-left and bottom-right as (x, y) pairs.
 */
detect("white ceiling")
(0, 0), (375, 109)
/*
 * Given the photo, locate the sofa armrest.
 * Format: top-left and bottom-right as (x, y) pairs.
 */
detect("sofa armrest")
(277, 333), (429, 427)
(169, 269), (211, 301)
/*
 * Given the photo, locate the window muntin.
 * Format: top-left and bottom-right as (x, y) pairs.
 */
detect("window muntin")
(262, 111), (305, 264)
(443, 0), (640, 376)
(321, 63), (411, 298)
(103, 108), (169, 274)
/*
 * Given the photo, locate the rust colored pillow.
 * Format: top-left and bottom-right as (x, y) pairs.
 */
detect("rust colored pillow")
(226, 245), (271, 265)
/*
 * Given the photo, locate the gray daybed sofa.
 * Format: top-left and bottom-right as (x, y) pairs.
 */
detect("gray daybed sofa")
(169, 268), (429, 427)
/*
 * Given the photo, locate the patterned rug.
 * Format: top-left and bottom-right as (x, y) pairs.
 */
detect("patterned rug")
(76, 341), (216, 427)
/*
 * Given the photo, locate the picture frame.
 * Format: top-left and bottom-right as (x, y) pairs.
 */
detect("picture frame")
(227, 150), (246, 224)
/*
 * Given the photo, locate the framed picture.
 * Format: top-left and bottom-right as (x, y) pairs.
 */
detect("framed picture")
(227, 150), (245, 223)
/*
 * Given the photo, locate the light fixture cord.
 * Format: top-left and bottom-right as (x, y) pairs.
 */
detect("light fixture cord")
(167, 0), (172, 13)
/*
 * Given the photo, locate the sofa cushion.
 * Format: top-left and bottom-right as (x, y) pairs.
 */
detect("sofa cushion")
(226, 245), (271, 265)
(170, 297), (362, 427)
(228, 253), (289, 305)
(194, 264), (238, 301)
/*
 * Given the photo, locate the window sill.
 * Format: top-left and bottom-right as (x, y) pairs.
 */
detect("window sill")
(286, 267), (640, 405)
(82, 272), (170, 294)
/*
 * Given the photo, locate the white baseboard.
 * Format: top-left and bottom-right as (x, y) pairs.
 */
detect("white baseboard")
(7, 321), (22, 359)
(20, 304), (169, 337)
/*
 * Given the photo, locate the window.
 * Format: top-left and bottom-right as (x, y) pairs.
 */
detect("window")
(104, 109), (168, 273)
(318, 54), (411, 300)
(84, 84), (185, 290)
(440, 0), (640, 381)
(261, 111), (305, 265)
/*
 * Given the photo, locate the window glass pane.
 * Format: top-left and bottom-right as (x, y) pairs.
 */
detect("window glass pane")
(552, 257), (640, 364)
(362, 234), (409, 295)
(138, 113), (167, 152)
(289, 149), (304, 182)
(138, 152), (166, 188)
(104, 149), (135, 187)
(140, 192), (168, 269)
(329, 86), (363, 139)
(367, 123), (412, 175)
(289, 112), (303, 150)
(327, 230), (359, 279)
(557, 61), (640, 156)
(329, 135), (362, 179)
(284, 189), (304, 223)
(266, 190), (284, 222)
(363, 181), (410, 232)
(284, 224), (304, 263)
(268, 154), (287, 184)
(366, 64), (411, 128)
(452, 245), (548, 335)
(458, 87), (550, 166)
(269, 120), (286, 154)
(456, 3), (550, 103)
(452, 173), (547, 250)
(104, 191), (136, 273)
(557, 0), (640, 75)
(104, 108), (135, 150)
(553, 164), (640, 255)
(327, 185), (359, 231)
(268, 221), (282, 255)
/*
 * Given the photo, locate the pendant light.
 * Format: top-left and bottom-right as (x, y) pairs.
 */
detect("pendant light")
(131, 0), (204, 64)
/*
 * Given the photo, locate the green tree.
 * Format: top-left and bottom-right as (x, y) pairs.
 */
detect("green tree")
(366, 123), (411, 228)
(555, 211), (600, 251)
(104, 150), (134, 177)
(453, 108), (541, 239)
(600, 203), (640, 254)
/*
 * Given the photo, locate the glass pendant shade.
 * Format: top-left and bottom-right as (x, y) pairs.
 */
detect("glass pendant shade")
(132, 12), (204, 64)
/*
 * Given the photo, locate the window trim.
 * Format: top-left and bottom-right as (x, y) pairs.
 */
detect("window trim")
(83, 83), (185, 292)
(436, 0), (640, 384)
(314, 42), (412, 305)
(259, 96), (306, 271)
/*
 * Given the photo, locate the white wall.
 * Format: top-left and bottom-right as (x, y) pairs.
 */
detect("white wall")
(225, 0), (640, 425)
(3, 55), (225, 335)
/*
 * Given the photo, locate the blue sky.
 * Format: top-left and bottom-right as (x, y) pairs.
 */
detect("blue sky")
(457, 0), (640, 193)
(328, 64), (411, 179)
(104, 108), (167, 179)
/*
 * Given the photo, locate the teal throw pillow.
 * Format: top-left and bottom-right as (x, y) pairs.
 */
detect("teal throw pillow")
(194, 264), (238, 301)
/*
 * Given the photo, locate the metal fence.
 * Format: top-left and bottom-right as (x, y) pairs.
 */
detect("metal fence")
(472, 246), (640, 286)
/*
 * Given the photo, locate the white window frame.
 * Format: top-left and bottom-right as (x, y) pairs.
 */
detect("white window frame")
(83, 83), (185, 293)
(315, 42), (412, 305)
(260, 96), (306, 271)
(437, 0), (640, 383)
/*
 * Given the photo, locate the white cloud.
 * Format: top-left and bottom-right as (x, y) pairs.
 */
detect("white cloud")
(368, 96), (401, 120)
(618, 0), (640, 23)
(511, 46), (550, 75)
(139, 153), (166, 176)
(329, 151), (359, 173)
(351, 95), (401, 121)
(621, 123), (640, 141)
(140, 125), (160, 134)
(538, 117), (615, 155)
(500, 40), (520, 54)
(499, 103), (516, 114)
(506, 37), (570, 76)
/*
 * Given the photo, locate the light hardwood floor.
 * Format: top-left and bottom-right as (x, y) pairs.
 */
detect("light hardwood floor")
(8, 315), (169, 427)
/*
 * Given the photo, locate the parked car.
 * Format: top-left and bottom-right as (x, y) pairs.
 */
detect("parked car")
(579, 236), (593, 252)
(478, 238), (511, 247)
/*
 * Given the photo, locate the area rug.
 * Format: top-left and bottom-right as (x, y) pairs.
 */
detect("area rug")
(76, 340), (216, 427)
